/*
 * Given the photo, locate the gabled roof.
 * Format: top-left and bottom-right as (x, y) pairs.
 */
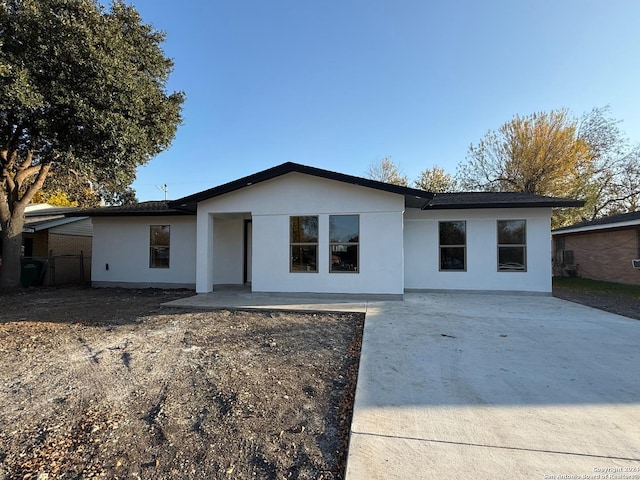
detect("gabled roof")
(425, 192), (585, 210)
(69, 163), (584, 217)
(169, 162), (584, 212)
(169, 162), (435, 211)
(552, 210), (640, 235)
(68, 201), (195, 217)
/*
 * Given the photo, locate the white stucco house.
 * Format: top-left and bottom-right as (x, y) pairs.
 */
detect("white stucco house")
(83, 162), (583, 296)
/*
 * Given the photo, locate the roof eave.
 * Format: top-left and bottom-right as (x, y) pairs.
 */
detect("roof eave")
(64, 200), (197, 217)
(553, 218), (640, 235)
(169, 162), (433, 209)
(84, 210), (194, 217)
(422, 200), (585, 210)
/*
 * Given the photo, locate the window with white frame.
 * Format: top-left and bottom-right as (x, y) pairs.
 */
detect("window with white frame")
(330, 215), (359, 272)
(497, 220), (526, 271)
(290, 216), (318, 272)
(439, 221), (466, 271)
(150, 225), (170, 268)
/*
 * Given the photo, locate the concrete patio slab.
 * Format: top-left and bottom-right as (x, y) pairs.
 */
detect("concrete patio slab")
(163, 290), (374, 313)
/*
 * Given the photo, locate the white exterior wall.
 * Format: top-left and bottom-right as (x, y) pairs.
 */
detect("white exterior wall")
(250, 210), (403, 294)
(92, 216), (196, 288)
(196, 173), (405, 295)
(404, 207), (553, 293)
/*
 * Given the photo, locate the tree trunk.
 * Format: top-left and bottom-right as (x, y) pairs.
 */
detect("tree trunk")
(0, 213), (25, 289)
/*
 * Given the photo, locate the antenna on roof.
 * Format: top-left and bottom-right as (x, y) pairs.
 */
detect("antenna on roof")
(156, 184), (168, 201)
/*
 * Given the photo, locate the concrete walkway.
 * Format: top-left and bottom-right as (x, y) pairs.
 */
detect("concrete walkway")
(165, 292), (640, 479)
(164, 289), (371, 314)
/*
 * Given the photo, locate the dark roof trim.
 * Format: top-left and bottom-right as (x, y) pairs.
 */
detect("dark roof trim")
(422, 192), (585, 210)
(170, 162), (435, 211)
(71, 165), (585, 217)
(66, 201), (195, 217)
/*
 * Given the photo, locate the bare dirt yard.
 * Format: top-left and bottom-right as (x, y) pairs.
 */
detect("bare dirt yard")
(0, 287), (364, 480)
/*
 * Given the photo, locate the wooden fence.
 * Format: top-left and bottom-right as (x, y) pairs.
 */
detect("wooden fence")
(21, 250), (91, 287)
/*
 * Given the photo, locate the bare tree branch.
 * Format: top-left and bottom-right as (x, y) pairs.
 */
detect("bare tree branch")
(18, 163), (51, 208)
(457, 107), (640, 227)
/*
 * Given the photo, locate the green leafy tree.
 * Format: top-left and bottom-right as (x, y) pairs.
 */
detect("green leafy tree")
(0, 0), (183, 288)
(365, 157), (409, 186)
(34, 168), (139, 207)
(31, 189), (78, 207)
(414, 165), (458, 192)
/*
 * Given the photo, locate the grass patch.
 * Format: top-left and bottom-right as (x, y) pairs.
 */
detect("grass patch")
(553, 276), (640, 298)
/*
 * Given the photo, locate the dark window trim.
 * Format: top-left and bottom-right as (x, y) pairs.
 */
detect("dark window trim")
(329, 215), (360, 274)
(149, 224), (170, 269)
(497, 219), (527, 272)
(439, 220), (467, 272)
(290, 215), (318, 273)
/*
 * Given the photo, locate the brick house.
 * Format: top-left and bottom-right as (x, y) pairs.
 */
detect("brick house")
(552, 211), (640, 285)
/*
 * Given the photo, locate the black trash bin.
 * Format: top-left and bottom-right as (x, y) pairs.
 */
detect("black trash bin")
(21, 259), (44, 287)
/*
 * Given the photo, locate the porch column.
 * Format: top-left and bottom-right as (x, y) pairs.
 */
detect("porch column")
(196, 211), (214, 293)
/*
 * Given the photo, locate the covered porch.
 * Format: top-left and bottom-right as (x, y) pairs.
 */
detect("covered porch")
(196, 211), (252, 293)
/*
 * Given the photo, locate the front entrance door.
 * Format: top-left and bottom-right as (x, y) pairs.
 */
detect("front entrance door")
(243, 220), (252, 284)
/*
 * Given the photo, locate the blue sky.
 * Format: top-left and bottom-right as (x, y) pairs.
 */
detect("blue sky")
(124, 0), (640, 201)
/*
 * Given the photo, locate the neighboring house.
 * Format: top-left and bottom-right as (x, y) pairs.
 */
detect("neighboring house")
(0, 204), (93, 285)
(552, 211), (640, 286)
(83, 162), (582, 296)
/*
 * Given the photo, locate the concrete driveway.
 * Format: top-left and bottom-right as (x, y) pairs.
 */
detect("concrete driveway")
(345, 293), (640, 479)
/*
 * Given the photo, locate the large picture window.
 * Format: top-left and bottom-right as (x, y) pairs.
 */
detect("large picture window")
(150, 225), (170, 268)
(330, 215), (359, 273)
(439, 221), (466, 271)
(497, 220), (526, 271)
(290, 216), (318, 272)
